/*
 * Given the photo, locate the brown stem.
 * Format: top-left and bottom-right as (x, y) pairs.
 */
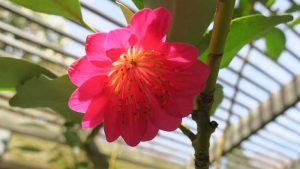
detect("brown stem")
(192, 0), (236, 169)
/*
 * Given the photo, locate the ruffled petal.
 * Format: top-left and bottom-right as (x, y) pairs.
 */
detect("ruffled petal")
(81, 93), (108, 128)
(142, 121), (159, 141)
(85, 32), (107, 55)
(68, 56), (111, 86)
(121, 112), (147, 146)
(130, 7), (171, 50)
(68, 75), (108, 113)
(105, 28), (136, 61)
(69, 88), (92, 113)
(105, 28), (132, 49)
(169, 61), (210, 96)
(152, 7), (171, 36)
(161, 43), (210, 96)
(164, 96), (194, 118)
(106, 48), (126, 62)
(160, 42), (199, 67)
(85, 33), (112, 66)
(86, 52), (112, 67)
(85, 33), (107, 55)
(148, 95), (182, 131)
(152, 110), (182, 131)
(104, 97), (122, 142)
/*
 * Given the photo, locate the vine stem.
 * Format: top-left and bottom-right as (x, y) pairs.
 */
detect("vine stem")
(192, 0), (236, 169)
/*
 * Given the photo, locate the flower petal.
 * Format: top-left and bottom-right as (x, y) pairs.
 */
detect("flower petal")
(81, 93), (108, 128)
(121, 112), (147, 146)
(68, 56), (111, 86)
(69, 88), (91, 113)
(106, 48), (126, 62)
(169, 61), (210, 96)
(86, 33), (107, 55)
(104, 28), (137, 61)
(105, 28), (132, 49)
(142, 121), (159, 141)
(104, 97), (122, 142)
(130, 8), (154, 36)
(86, 52), (112, 67)
(130, 7), (171, 49)
(148, 95), (182, 131)
(161, 43), (199, 67)
(68, 75), (108, 113)
(164, 96), (194, 118)
(85, 33), (112, 67)
(161, 43), (210, 96)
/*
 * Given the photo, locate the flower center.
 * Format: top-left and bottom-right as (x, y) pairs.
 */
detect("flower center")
(108, 47), (163, 99)
(106, 47), (174, 120)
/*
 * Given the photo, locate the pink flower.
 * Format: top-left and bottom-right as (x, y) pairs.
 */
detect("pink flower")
(68, 7), (210, 146)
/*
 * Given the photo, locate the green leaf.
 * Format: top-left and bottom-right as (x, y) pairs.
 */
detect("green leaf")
(233, 0), (275, 19)
(198, 31), (212, 56)
(0, 57), (56, 90)
(286, 5), (300, 13)
(10, 0), (84, 24)
(210, 84), (224, 115)
(117, 1), (134, 24)
(265, 28), (286, 60)
(233, 0), (254, 19)
(16, 145), (42, 153)
(265, 0), (275, 7)
(199, 14), (293, 68)
(143, 0), (216, 45)
(132, 0), (144, 9)
(64, 130), (82, 147)
(9, 75), (82, 122)
(290, 16), (300, 27)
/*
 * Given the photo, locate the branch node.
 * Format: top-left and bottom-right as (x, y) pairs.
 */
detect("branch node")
(194, 152), (209, 168)
(197, 89), (215, 106)
(194, 89), (215, 118)
(209, 120), (218, 133)
(207, 53), (223, 59)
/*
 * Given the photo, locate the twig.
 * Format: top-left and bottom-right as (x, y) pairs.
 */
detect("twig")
(86, 124), (103, 143)
(179, 124), (196, 141)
